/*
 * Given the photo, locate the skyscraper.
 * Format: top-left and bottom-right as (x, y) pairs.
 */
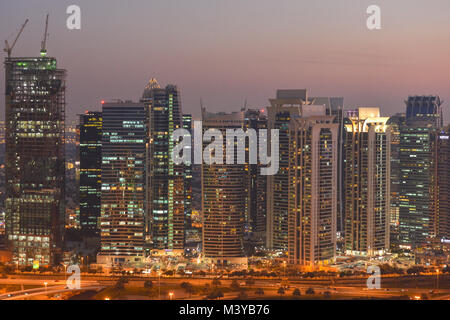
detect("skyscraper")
(182, 114), (193, 233)
(288, 108), (338, 266)
(405, 95), (443, 128)
(309, 97), (345, 234)
(142, 79), (185, 254)
(244, 108), (267, 245)
(344, 108), (391, 256)
(399, 96), (443, 249)
(5, 56), (66, 266)
(97, 101), (146, 266)
(431, 126), (450, 240)
(201, 109), (247, 265)
(78, 111), (102, 236)
(266, 90), (304, 250)
(387, 113), (406, 248)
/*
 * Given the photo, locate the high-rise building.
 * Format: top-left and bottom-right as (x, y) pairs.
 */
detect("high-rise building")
(142, 79), (185, 254)
(78, 111), (102, 236)
(97, 101), (146, 266)
(266, 90), (304, 250)
(399, 95), (443, 249)
(201, 109), (247, 265)
(182, 114), (193, 234)
(405, 95), (443, 129)
(387, 113), (406, 248)
(344, 108), (391, 256)
(288, 109), (338, 266)
(243, 109), (267, 244)
(5, 56), (66, 266)
(309, 97), (345, 234)
(431, 126), (450, 240)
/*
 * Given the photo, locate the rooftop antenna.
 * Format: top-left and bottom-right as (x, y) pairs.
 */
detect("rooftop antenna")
(40, 14), (49, 57)
(3, 19), (29, 58)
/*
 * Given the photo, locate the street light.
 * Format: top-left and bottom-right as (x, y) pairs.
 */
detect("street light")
(44, 282), (48, 292)
(169, 292), (174, 300)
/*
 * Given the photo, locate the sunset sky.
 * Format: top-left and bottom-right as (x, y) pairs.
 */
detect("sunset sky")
(1, 0), (449, 123)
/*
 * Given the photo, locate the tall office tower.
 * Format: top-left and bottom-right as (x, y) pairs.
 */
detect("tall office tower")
(288, 108), (339, 266)
(399, 96), (442, 248)
(405, 95), (443, 129)
(343, 108), (391, 256)
(266, 90), (305, 250)
(431, 126), (450, 240)
(97, 101), (146, 266)
(201, 109), (247, 265)
(309, 97), (345, 236)
(386, 113), (406, 248)
(182, 114), (193, 232)
(243, 109), (267, 244)
(5, 56), (66, 266)
(78, 112), (102, 236)
(142, 79), (184, 254)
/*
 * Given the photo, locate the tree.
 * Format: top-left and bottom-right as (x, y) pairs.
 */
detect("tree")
(181, 282), (194, 297)
(255, 288), (264, 296)
(144, 280), (153, 288)
(306, 287), (315, 295)
(164, 270), (174, 276)
(292, 288), (301, 297)
(115, 276), (128, 290)
(207, 289), (224, 300)
(231, 280), (240, 291)
(277, 287), (285, 296)
(237, 290), (248, 299)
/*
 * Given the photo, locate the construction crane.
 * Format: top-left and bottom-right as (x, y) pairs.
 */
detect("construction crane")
(40, 14), (49, 57)
(3, 19), (29, 58)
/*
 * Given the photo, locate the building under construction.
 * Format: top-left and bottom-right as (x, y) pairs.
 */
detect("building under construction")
(4, 17), (67, 266)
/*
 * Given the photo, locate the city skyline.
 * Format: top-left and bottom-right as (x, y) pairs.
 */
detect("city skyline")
(0, 0), (450, 123)
(1, 1), (450, 303)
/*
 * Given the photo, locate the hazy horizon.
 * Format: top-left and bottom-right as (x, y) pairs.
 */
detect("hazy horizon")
(0, 0), (449, 123)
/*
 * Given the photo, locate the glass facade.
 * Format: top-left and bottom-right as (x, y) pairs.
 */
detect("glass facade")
(5, 57), (66, 266)
(78, 111), (102, 236)
(97, 101), (146, 266)
(143, 80), (185, 253)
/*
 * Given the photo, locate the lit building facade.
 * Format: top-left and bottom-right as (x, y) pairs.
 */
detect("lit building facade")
(344, 108), (391, 256)
(266, 90), (304, 250)
(142, 79), (185, 254)
(201, 109), (247, 265)
(386, 113), (406, 248)
(431, 126), (450, 240)
(78, 111), (102, 236)
(244, 108), (267, 244)
(288, 110), (338, 266)
(399, 96), (443, 249)
(97, 101), (146, 266)
(182, 114), (193, 234)
(5, 57), (66, 266)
